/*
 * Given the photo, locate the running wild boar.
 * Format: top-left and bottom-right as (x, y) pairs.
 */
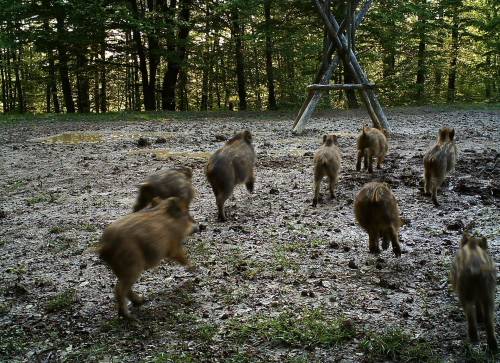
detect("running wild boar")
(450, 232), (497, 352)
(354, 182), (402, 257)
(423, 127), (457, 206)
(356, 125), (388, 173)
(206, 130), (255, 221)
(99, 197), (194, 319)
(313, 134), (342, 207)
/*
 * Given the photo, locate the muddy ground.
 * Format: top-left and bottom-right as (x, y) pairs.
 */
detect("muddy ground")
(0, 107), (499, 362)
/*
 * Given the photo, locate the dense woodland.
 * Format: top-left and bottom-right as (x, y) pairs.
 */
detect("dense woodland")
(0, 0), (498, 114)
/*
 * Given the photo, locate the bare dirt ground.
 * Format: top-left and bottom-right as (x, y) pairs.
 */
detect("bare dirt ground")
(0, 106), (499, 362)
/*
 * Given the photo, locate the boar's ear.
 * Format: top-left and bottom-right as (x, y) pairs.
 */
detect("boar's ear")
(460, 231), (470, 247)
(332, 135), (339, 144)
(362, 124), (369, 134)
(179, 166), (193, 179)
(449, 128), (455, 141)
(478, 236), (488, 249)
(243, 130), (252, 143)
(165, 197), (183, 218)
(151, 196), (163, 207)
(438, 128), (446, 140)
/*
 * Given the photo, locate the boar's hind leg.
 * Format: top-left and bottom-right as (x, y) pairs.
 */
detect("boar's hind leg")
(483, 301), (498, 352)
(377, 155), (385, 169)
(128, 291), (145, 306)
(356, 150), (363, 171)
(116, 275), (140, 318)
(464, 303), (479, 343)
(216, 192), (229, 221)
(312, 169), (323, 207)
(423, 169), (431, 195)
(389, 227), (401, 257)
(245, 173), (255, 193)
(368, 230), (381, 254)
(431, 185), (440, 207)
(328, 170), (338, 200)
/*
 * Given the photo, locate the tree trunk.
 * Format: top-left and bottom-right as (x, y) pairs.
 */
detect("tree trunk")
(130, 0), (156, 111)
(48, 50), (60, 113)
(14, 49), (25, 113)
(264, 0), (277, 110)
(76, 52), (90, 113)
(100, 42), (107, 112)
(161, 0), (192, 111)
(0, 50), (7, 112)
(56, 13), (75, 113)
(231, 6), (247, 111)
(447, 11), (459, 102)
(382, 50), (395, 79)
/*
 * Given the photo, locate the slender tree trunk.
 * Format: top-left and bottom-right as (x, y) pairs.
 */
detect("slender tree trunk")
(48, 50), (60, 113)
(100, 42), (107, 112)
(416, 3), (426, 102)
(14, 49), (25, 113)
(56, 13), (75, 113)
(382, 49), (395, 78)
(130, 0), (156, 111)
(200, 3), (210, 111)
(162, 0), (192, 111)
(447, 11), (459, 102)
(264, 0), (277, 110)
(178, 66), (188, 111)
(0, 50), (7, 112)
(76, 51), (90, 113)
(231, 6), (247, 111)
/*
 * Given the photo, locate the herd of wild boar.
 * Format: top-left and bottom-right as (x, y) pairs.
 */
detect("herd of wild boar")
(97, 125), (497, 352)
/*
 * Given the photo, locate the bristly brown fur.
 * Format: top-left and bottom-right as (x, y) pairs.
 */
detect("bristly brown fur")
(313, 134), (341, 206)
(423, 127), (457, 206)
(354, 182), (402, 257)
(450, 232), (497, 352)
(356, 125), (388, 173)
(99, 197), (195, 319)
(133, 167), (195, 212)
(206, 130), (255, 221)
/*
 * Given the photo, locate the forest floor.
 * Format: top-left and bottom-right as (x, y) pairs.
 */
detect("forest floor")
(0, 105), (499, 362)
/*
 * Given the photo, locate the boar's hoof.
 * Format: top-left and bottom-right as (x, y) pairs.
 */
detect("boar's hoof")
(369, 246), (381, 254)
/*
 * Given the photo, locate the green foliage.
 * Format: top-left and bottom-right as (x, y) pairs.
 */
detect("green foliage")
(0, 0), (497, 113)
(230, 308), (355, 348)
(45, 288), (77, 313)
(360, 327), (441, 362)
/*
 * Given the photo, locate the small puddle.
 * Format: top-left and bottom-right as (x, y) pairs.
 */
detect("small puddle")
(38, 132), (103, 144)
(34, 131), (175, 144)
(130, 148), (211, 160)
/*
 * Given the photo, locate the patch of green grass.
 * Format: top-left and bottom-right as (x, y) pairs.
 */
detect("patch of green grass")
(49, 225), (65, 234)
(151, 351), (198, 363)
(81, 223), (97, 232)
(0, 303), (10, 315)
(63, 343), (109, 362)
(360, 327), (440, 362)
(46, 235), (75, 253)
(273, 249), (298, 272)
(7, 264), (27, 276)
(0, 239), (7, 248)
(195, 323), (218, 343)
(230, 308), (355, 348)
(26, 193), (57, 206)
(6, 180), (27, 191)
(462, 343), (498, 363)
(0, 326), (30, 357)
(45, 288), (77, 313)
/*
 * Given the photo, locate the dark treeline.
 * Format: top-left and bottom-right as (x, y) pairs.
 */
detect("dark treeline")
(0, 0), (498, 114)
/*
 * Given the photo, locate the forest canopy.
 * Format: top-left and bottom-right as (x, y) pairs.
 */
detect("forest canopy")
(0, 0), (498, 114)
